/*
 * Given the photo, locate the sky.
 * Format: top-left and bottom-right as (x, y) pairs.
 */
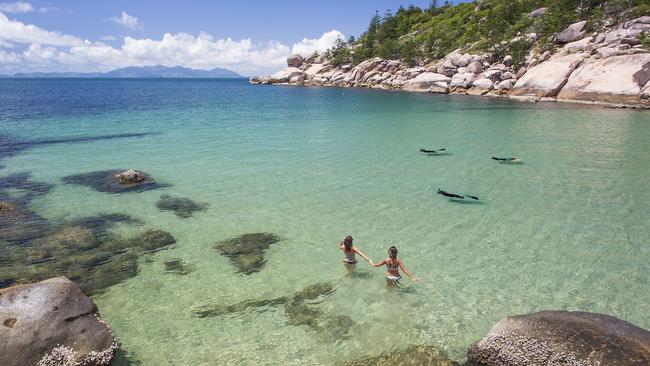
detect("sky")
(0, 1), (465, 76)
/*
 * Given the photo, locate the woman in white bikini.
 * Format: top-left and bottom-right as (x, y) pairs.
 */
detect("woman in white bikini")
(337, 235), (372, 274)
(372, 246), (417, 286)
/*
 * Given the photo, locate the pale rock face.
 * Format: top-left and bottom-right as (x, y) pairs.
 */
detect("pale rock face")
(515, 67), (527, 79)
(472, 78), (494, 90)
(270, 67), (305, 82)
(467, 60), (484, 74)
(500, 72), (514, 80)
(528, 7), (546, 18)
(511, 53), (586, 98)
(624, 16), (650, 31)
(287, 54), (304, 68)
(289, 75), (305, 84)
(597, 46), (622, 58)
(457, 67), (468, 74)
(556, 20), (587, 43)
(304, 63), (326, 77)
(450, 72), (476, 88)
(558, 54), (650, 104)
(404, 66), (425, 77)
(403, 72), (450, 93)
(562, 37), (591, 54)
(482, 70), (502, 82)
(496, 79), (514, 90)
(604, 29), (642, 45)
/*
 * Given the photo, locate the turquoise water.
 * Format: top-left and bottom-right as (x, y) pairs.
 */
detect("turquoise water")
(1, 79), (649, 364)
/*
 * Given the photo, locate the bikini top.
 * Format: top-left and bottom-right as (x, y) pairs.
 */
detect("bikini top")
(386, 259), (399, 271)
(344, 250), (356, 263)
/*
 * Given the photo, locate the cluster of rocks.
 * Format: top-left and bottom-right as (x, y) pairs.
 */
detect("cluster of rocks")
(251, 15), (650, 108)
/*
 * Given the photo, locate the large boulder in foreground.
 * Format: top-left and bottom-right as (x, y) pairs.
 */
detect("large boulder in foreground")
(0, 277), (117, 366)
(511, 53), (585, 98)
(467, 311), (650, 366)
(557, 54), (650, 105)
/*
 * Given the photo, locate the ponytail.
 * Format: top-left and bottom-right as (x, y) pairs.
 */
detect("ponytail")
(343, 236), (353, 251)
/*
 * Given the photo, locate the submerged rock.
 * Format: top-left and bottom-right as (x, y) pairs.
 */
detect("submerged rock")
(192, 281), (347, 336)
(132, 229), (176, 252)
(62, 169), (165, 193)
(214, 232), (280, 274)
(164, 258), (192, 275)
(193, 297), (289, 318)
(0, 209), (173, 295)
(467, 310), (650, 366)
(156, 194), (208, 218)
(0, 277), (117, 366)
(343, 345), (457, 366)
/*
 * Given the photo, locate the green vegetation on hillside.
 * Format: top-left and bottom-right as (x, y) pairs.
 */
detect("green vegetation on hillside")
(327, 0), (649, 67)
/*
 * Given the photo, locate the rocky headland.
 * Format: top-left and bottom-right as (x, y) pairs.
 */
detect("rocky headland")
(251, 15), (650, 109)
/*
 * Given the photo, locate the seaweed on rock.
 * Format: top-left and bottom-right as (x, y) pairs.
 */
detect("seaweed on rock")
(214, 233), (280, 274)
(156, 194), (208, 218)
(163, 258), (192, 275)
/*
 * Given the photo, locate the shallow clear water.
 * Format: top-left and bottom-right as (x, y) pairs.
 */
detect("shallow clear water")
(1, 79), (649, 365)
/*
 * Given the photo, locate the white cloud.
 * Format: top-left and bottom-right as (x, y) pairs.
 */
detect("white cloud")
(0, 12), (84, 46)
(0, 1), (33, 13)
(100, 35), (117, 41)
(291, 30), (344, 57)
(0, 14), (341, 76)
(109, 11), (143, 31)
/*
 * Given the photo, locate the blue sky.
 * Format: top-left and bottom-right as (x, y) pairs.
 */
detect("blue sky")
(0, 1), (466, 75)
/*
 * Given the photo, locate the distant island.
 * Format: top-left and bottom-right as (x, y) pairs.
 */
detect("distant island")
(1, 65), (242, 78)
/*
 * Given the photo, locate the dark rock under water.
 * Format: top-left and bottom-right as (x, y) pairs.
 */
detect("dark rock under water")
(163, 258), (192, 275)
(62, 169), (167, 193)
(156, 194), (208, 218)
(0, 211), (176, 294)
(214, 232), (280, 274)
(192, 281), (351, 339)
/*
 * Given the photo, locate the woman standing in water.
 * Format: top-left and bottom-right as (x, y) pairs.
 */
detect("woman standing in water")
(372, 246), (417, 286)
(337, 236), (372, 274)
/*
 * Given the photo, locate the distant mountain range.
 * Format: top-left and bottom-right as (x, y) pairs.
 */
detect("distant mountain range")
(0, 65), (242, 78)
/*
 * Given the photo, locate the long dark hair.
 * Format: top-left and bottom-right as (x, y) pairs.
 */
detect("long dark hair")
(388, 246), (398, 260)
(343, 236), (353, 251)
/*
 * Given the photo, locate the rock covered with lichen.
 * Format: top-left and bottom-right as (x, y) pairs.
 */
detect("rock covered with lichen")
(0, 277), (118, 366)
(466, 310), (650, 366)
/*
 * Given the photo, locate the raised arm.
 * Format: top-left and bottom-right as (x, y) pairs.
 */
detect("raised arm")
(399, 260), (417, 282)
(337, 239), (344, 250)
(353, 247), (372, 263)
(371, 259), (387, 268)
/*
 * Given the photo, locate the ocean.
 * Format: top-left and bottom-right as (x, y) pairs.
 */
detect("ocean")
(1, 78), (649, 365)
